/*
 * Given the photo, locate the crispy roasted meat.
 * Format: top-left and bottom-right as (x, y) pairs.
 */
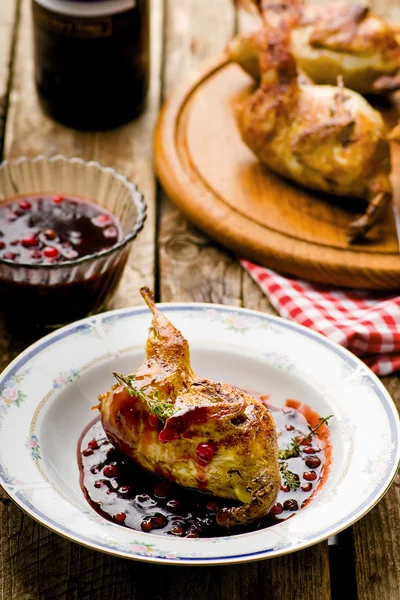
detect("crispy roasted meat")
(229, 1), (400, 95)
(236, 29), (393, 242)
(99, 287), (280, 528)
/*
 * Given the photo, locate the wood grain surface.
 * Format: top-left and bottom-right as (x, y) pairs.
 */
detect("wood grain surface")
(159, 2), (332, 598)
(0, 1), (399, 599)
(154, 52), (400, 290)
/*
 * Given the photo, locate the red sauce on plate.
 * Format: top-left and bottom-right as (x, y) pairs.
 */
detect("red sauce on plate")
(78, 400), (332, 538)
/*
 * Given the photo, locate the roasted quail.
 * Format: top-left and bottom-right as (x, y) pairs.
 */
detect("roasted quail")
(237, 29), (393, 241)
(229, 1), (400, 95)
(99, 287), (280, 528)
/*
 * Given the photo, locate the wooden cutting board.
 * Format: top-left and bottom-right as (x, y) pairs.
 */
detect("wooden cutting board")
(154, 53), (400, 290)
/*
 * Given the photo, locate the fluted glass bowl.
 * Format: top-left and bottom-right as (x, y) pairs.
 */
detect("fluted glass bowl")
(0, 155), (146, 328)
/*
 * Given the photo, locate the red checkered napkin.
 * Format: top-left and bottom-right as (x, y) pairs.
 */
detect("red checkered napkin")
(241, 260), (400, 376)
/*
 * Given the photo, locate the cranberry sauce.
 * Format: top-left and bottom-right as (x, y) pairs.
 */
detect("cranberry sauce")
(0, 195), (120, 264)
(78, 403), (330, 538)
(0, 195), (125, 327)
(267, 403), (329, 518)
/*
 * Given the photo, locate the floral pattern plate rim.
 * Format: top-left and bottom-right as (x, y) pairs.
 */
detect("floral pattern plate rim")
(0, 303), (399, 566)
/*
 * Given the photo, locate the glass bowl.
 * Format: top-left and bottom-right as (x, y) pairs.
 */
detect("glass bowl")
(0, 155), (146, 328)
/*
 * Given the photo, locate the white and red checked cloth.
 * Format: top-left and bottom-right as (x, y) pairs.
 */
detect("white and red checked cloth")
(241, 260), (400, 376)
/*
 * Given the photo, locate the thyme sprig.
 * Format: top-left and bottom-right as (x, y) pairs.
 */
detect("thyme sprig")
(113, 372), (175, 422)
(278, 415), (333, 460)
(278, 441), (301, 461)
(279, 462), (300, 491)
(301, 415), (333, 445)
(147, 390), (175, 421)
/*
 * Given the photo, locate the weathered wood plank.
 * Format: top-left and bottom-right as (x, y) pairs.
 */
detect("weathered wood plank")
(352, 376), (400, 600)
(0, 0), (19, 158)
(0, 14), (25, 592)
(238, 3), (400, 598)
(0, 0), (162, 598)
(0, 0), (398, 598)
(159, 200), (243, 304)
(4, 0), (159, 309)
(157, 1), (331, 598)
(158, 0), (242, 306)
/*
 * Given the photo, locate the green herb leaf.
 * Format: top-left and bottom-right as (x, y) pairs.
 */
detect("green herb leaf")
(279, 462), (300, 491)
(113, 372), (147, 401)
(278, 414), (333, 461)
(113, 372), (175, 422)
(278, 442), (301, 460)
(301, 415), (333, 445)
(147, 395), (175, 421)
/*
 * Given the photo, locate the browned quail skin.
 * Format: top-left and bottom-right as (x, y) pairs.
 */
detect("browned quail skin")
(99, 287), (281, 528)
(236, 27), (393, 242)
(229, 1), (400, 95)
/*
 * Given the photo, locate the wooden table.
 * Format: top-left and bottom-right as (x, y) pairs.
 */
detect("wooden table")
(0, 1), (399, 598)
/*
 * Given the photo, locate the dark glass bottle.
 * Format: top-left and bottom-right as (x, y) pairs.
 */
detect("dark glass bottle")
(32, 0), (150, 130)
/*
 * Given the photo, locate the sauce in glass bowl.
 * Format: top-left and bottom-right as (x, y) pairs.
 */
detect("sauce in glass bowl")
(0, 155), (146, 328)
(0, 194), (121, 263)
(0, 194), (126, 328)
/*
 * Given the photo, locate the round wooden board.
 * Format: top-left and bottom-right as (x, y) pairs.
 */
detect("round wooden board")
(154, 53), (400, 289)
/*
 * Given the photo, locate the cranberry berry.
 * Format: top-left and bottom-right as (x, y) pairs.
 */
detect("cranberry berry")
(305, 456), (321, 469)
(94, 479), (107, 489)
(114, 512), (126, 523)
(301, 482), (313, 492)
(303, 471), (317, 481)
(19, 200), (31, 210)
(3, 252), (17, 261)
(82, 448), (93, 457)
(103, 464), (119, 478)
(283, 499), (298, 511)
(141, 519), (153, 532)
(21, 235), (38, 248)
(44, 229), (57, 240)
(196, 442), (214, 465)
(92, 214), (112, 227)
(171, 523), (186, 536)
(43, 246), (60, 259)
(269, 503), (284, 516)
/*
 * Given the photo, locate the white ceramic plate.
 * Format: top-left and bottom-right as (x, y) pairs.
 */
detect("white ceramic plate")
(0, 304), (399, 565)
